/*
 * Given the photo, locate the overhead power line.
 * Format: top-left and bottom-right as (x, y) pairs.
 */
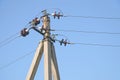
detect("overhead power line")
(54, 38), (120, 47)
(70, 42), (120, 47)
(0, 50), (34, 70)
(47, 8), (120, 20)
(0, 32), (19, 44)
(64, 15), (120, 20)
(51, 29), (120, 35)
(0, 32), (21, 48)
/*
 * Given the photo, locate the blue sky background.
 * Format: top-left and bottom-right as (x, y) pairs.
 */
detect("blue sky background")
(0, 0), (120, 80)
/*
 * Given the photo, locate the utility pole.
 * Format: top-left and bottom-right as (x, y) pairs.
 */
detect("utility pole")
(43, 13), (52, 80)
(25, 10), (60, 80)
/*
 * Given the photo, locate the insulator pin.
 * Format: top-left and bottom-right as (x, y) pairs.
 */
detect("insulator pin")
(52, 12), (63, 19)
(30, 17), (40, 26)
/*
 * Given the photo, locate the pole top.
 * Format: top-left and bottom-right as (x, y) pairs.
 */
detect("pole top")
(41, 10), (50, 16)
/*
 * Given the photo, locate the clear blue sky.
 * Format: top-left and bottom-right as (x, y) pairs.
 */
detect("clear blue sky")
(0, 0), (120, 80)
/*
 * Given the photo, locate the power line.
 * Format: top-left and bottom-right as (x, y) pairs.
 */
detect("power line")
(51, 29), (120, 35)
(0, 50), (35, 70)
(0, 32), (19, 44)
(70, 42), (120, 47)
(54, 39), (120, 47)
(64, 15), (120, 20)
(0, 33), (21, 48)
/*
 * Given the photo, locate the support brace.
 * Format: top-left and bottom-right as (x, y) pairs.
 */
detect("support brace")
(26, 40), (60, 80)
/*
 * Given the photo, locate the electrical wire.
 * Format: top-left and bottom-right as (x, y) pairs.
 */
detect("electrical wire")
(45, 8), (120, 20)
(53, 34), (69, 40)
(64, 15), (120, 20)
(54, 39), (120, 47)
(0, 32), (19, 44)
(51, 29), (120, 35)
(0, 32), (21, 48)
(54, 36), (120, 47)
(0, 50), (35, 70)
(70, 42), (120, 47)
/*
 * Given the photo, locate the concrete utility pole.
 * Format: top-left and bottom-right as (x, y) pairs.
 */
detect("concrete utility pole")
(26, 11), (60, 80)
